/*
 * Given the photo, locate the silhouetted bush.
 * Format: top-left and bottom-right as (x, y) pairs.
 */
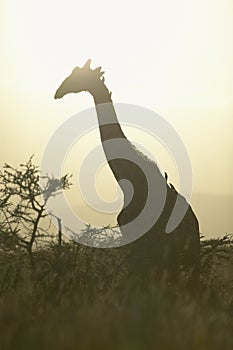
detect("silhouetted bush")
(0, 157), (71, 255)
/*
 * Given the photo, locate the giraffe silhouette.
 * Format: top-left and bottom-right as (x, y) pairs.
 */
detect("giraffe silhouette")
(55, 59), (200, 287)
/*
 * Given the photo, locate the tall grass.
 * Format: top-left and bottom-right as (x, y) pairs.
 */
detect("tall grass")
(0, 236), (232, 350)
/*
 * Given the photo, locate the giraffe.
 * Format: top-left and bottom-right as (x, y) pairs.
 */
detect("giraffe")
(55, 59), (200, 288)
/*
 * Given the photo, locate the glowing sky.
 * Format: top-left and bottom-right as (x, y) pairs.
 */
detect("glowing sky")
(0, 0), (233, 236)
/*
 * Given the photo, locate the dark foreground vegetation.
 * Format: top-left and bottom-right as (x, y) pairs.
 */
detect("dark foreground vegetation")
(0, 238), (233, 350)
(0, 159), (233, 350)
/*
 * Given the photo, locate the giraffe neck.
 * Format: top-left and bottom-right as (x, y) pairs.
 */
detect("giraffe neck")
(87, 80), (165, 221)
(89, 82), (127, 142)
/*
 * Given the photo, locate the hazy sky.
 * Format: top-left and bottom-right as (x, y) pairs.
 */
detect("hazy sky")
(0, 0), (232, 236)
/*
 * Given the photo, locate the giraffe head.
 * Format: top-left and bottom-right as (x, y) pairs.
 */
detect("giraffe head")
(54, 59), (105, 99)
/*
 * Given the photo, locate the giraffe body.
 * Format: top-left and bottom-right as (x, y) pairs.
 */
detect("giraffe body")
(55, 60), (200, 287)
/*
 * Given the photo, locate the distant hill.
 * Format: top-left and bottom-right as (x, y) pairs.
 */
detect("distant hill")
(49, 193), (233, 241)
(191, 193), (233, 238)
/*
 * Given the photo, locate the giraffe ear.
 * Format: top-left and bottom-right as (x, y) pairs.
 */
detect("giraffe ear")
(94, 67), (102, 74)
(83, 59), (92, 69)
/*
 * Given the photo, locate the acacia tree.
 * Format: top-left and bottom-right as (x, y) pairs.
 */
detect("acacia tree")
(0, 156), (71, 256)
